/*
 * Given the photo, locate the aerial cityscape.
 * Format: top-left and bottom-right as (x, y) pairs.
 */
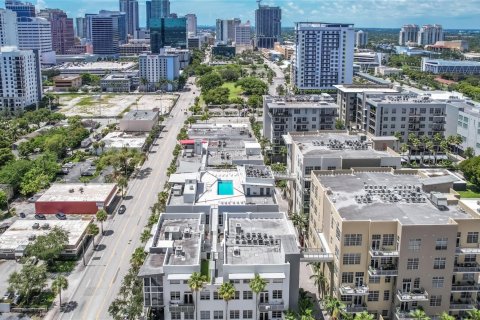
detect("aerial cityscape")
(0, 0), (480, 320)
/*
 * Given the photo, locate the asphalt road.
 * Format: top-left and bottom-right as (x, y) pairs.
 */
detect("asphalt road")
(45, 79), (196, 320)
(265, 59), (286, 95)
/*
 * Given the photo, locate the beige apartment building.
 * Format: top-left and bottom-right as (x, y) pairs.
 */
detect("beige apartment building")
(307, 168), (480, 319)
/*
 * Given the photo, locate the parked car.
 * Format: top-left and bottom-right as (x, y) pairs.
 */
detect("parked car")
(118, 205), (126, 214)
(3, 292), (12, 301)
(55, 213), (67, 220)
(34, 214), (46, 220)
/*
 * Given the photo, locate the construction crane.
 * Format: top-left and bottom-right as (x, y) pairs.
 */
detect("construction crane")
(257, 0), (262, 8)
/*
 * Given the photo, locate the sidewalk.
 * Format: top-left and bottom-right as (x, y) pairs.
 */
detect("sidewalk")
(299, 262), (325, 320)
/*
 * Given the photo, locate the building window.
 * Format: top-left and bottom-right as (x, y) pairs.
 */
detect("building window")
(213, 291), (220, 300)
(369, 277), (380, 284)
(368, 290), (379, 302)
(465, 254), (477, 263)
(170, 291), (181, 300)
(383, 290), (390, 301)
(201, 311), (211, 320)
(243, 291), (253, 300)
(385, 276), (391, 283)
(213, 311), (223, 319)
(272, 290), (283, 299)
(429, 295), (442, 307)
(230, 311), (240, 319)
(243, 310), (253, 319)
(467, 232), (479, 244)
(343, 253), (361, 265)
(200, 291), (210, 300)
(171, 311), (181, 320)
(433, 257), (446, 269)
(272, 311), (282, 319)
(383, 234), (395, 246)
(344, 234), (362, 246)
(407, 258), (419, 270)
(432, 276), (444, 288)
(408, 239), (421, 252)
(185, 312), (194, 320)
(435, 237), (448, 250)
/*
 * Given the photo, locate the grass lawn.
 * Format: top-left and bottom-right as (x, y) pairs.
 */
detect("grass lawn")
(221, 82), (243, 100)
(201, 259), (210, 281)
(457, 183), (480, 198)
(76, 96), (94, 106)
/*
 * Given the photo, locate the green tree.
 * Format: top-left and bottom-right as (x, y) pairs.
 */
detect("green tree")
(188, 272), (207, 320)
(355, 311), (375, 320)
(96, 209), (108, 235)
(467, 309), (480, 320)
(218, 282), (236, 320)
(290, 211), (309, 244)
(201, 112), (210, 123)
(0, 148), (14, 167)
(25, 226), (69, 265)
(236, 77), (268, 95)
(204, 87), (230, 105)
(298, 288), (315, 315)
(324, 295), (345, 320)
(117, 175), (128, 198)
(0, 190), (8, 211)
(439, 312), (455, 320)
(130, 247), (146, 269)
(51, 275), (69, 307)
(249, 273), (267, 320)
(409, 309), (430, 320)
(310, 270), (327, 299)
(247, 95), (262, 109)
(276, 84), (285, 96)
(8, 262), (48, 304)
(87, 223), (100, 246)
(335, 119), (345, 130)
(465, 147), (475, 159)
(198, 72), (223, 93)
(300, 309), (315, 320)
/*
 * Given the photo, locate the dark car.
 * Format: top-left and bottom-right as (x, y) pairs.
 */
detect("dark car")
(19, 212), (26, 218)
(55, 213), (67, 220)
(118, 205), (126, 214)
(34, 214), (46, 220)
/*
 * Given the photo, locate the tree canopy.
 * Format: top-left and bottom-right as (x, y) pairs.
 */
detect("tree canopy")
(25, 226), (69, 264)
(8, 262), (48, 303)
(236, 77), (268, 96)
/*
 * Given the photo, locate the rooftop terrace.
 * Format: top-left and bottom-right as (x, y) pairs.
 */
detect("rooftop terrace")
(317, 170), (469, 225)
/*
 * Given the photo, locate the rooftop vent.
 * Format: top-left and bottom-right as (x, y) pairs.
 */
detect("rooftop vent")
(235, 223), (242, 234)
(175, 246), (183, 257)
(233, 246), (240, 257)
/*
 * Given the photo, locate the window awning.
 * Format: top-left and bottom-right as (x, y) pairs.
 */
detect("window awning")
(167, 274), (191, 280)
(229, 273), (255, 280)
(260, 272), (286, 279)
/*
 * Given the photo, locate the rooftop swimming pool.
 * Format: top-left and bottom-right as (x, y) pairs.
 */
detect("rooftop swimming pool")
(217, 180), (234, 195)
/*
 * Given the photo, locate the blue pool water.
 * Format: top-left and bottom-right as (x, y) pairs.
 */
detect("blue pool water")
(218, 180), (234, 195)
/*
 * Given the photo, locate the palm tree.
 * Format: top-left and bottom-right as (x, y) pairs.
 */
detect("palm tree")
(355, 311), (375, 320)
(188, 272), (207, 320)
(290, 211), (309, 245)
(116, 175), (128, 199)
(249, 274), (267, 320)
(309, 270), (327, 299)
(324, 295), (345, 320)
(51, 275), (68, 308)
(218, 282), (236, 320)
(467, 309), (480, 320)
(409, 309), (430, 320)
(439, 312), (455, 320)
(200, 112), (210, 123)
(96, 209), (108, 235)
(300, 309), (315, 320)
(400, 143), (410, 163)
(130, 247), (146, 269)
(425, 140), (435, 165)
(454, 134), (463, 155)
(87, 223), (100, 247)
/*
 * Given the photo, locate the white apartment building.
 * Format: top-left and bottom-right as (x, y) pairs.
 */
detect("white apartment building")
(215, 18), (240, 44)
(398, 24), (419, 45)
(446, 99), (480, 156)
(0, 47), (42, 114)
(355, 30), (368, 48)
(234, 21), (251, 45)
(262, 94), (339, 154)
(293, 22), (354, 90)
(185, 14), (197, 36)
(308, 168), (479, 319)
(139, 52), (180, 91)
(334, 84), (400, 130)
(356, 92), (447, 142)
(17, 17), (56, 64)
(283, 131), (401, 215)
(0, 9), (18, 46)
(418, 24), (444, 46)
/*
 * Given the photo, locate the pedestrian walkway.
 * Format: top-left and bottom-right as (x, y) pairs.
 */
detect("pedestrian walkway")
(299, 262), (325, 320)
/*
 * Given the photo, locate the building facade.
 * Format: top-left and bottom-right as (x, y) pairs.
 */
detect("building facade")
(185, 13), (197, 36)
(150, 17), (187, 53)
(0, 47), (42, 114)
(38, 9), (75, 54)
(234, 21), (251, 45)
(75, 17), (87, 38)
(89, 11), (127, 56)
(215, 18), (240, 44)
(262, 94), (339, 154)
(17, 16), (56, 64)
(139, 52), (180, 91)
(293, 22), (354, 90)
(308, 168), (480, 319)
(399, 24), (419, 45)
(5, 0), (35, 18)
(255, 5), (281, 49)
(0, 9), (18, 47)
(418, 24), (443, 46)
(355, 30), (368, 48)
(421, 58), (480, 75)
(150, 0), (170, 19)
(119, 0), (139, 38)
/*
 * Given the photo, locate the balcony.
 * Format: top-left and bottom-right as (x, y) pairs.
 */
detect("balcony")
(344, 304), (368, 313)
(339, 284), (369, 296)
(395, 308), (417, 320)
(396, 289), (429, 302)
(453, 262), (480, 273)
(456, 246), (480, 255)
(449, 300), (477, 310)
(369, 247), (399, 257)
(259, 301), (285, 312)
(451, 281), (480, 292)
(169, 301), (195, 312)
(368, 265), (398, 277)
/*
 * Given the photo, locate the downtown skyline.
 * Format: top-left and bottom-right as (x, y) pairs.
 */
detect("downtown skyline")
(4, 0), (480, 29)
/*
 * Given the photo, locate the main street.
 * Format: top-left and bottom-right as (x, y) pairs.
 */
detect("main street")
(264, 58), (286, 95)
(45, 79), (197, 320)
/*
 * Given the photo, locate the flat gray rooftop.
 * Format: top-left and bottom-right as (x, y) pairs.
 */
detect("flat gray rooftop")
(123, 110), (158, 120)
(319, 171), (467, 225)
(290, 133), (396, 158)
(157, 218), (201, 266)
(225, 217), (298, 265)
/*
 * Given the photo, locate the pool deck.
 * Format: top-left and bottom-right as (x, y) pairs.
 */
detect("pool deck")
(196, 170), (247, 206)
(218, 180), (234, 195)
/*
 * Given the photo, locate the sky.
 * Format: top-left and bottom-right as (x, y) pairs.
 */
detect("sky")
(3, 0), (480, 29)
